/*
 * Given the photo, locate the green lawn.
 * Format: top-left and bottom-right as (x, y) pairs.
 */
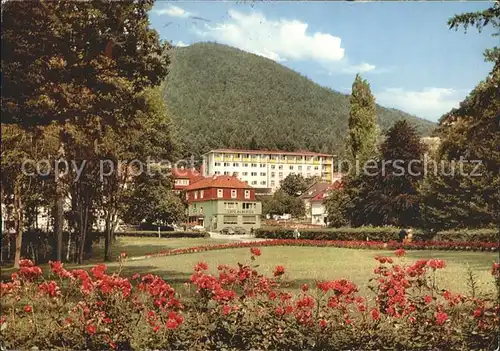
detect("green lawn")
(3, 237), (497, 298)
(109, 239), (497, 296)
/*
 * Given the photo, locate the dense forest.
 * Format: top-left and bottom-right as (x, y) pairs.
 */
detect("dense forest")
(163, 42), (436, 158)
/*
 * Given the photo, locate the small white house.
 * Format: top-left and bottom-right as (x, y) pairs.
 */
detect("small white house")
(308, 180), (343, 226)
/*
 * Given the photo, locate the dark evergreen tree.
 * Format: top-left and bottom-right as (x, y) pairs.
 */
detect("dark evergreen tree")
(348, 121), (425, 227)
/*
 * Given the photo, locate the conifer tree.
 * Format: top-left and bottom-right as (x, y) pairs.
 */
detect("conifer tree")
(347, 74), (378, 164)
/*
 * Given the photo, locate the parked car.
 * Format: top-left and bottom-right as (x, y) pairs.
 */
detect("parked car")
(191, 225), (205, 232)
(220, 227), (235, 235)
(234, 227), (247, 235)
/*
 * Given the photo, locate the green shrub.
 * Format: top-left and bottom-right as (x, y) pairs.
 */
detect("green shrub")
(254, 227), (498, 243)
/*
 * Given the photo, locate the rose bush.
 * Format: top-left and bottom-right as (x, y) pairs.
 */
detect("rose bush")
(1, 248), (498, 350)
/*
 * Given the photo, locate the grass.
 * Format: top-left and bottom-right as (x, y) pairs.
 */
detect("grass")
(3, 237), (498, 297)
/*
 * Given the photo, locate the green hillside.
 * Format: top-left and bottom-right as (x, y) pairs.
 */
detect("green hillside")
(163, 42), (436, 158)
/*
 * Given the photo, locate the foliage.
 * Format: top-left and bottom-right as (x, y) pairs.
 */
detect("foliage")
(447, 0), (500, 66)
(1, 1), (175, 263)
(347, 74), (379, 163)
(426, 4), (500, 230)
(346, 120), (426, 227)
(280, 174), (316, 197)
(324, 189), (350, 228)
(1, 253), (498, 350)
(121, 172), (186, 226)
(254, 227), (498, 244)
(163, 43), (435, 159)
(262, 190), (305, 218)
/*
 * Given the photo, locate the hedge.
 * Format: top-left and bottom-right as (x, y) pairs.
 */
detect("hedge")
(114, 231), (207, 238)
(254, 227), (498, 243)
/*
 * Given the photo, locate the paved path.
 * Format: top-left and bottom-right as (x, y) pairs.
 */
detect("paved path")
(208, 232), (268, 242)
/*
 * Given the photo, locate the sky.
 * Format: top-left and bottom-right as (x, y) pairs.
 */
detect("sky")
(148, 1), (497, 122)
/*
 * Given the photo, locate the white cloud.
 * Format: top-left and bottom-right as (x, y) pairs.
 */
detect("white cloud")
(174, 41), (189, 47)
(336, 62), (376, 74)
(375, 87), (463, 119)
(153, 5), (190, 18)
(195, 9), (346, 64)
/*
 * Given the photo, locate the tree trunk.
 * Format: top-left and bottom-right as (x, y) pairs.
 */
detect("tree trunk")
(13, 182), (24, 269)
(54, 132), (66, 261)
(104, 210), (112, 261)
(54, 193), (64, 261)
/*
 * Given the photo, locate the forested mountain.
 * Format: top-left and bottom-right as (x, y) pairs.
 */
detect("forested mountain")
(163, 42), (435, 158)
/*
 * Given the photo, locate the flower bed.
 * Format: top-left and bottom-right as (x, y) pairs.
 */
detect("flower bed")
(143, 239), (499, 259)
(1, 251), (499, 350)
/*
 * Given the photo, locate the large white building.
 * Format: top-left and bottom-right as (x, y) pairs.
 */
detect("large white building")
(202, 149), (337, 193)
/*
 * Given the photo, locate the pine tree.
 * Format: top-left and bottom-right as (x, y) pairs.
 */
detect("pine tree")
(347, 74), (378, 164)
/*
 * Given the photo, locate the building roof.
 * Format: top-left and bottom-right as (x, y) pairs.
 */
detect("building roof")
(203, 148), (334, 157)
(310, 181), (344, 202)
(299, 182), (331, 200)
(171, 168), (202, 179)
(185, 175), (251, 191)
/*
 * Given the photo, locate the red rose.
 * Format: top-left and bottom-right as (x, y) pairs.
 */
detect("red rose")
(371, 308), (380, 321)
(86, 325), (96, 335)
(24, 305), (32, 313)
(273, 265), (285, 277)
(250, 247), (261, 256)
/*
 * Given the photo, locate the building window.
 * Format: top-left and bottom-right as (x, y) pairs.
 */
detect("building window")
(278, 165), (283, 170)
(260, 172), (266, 176)
(242, 202), (256, 210)
(307, 166), (311, 170)
(224, 162), (230, 167)
(223, 216), (238, 225)
(289, 165), (294, 170)
(200, 190), (204, 198)
(242, 215), (257, 224)
(271, 172), (276, 177)
(251, 172), (257, 176)
(224, 171), (230, 175)
(233, 163), (239, 167)
(298, 166), (302, 171)
(251, 163), (258, 167)
(244, 163), (249, 167)
(225, 202), (237, 209)
(271, 165), (276, 169)
(244, 190), (250, 199)
(215, 171), (221, 175)
(260, 181), (266, 185)
(215, 162), (221, 166)
(271, 180), (275, 186)
(260, 164), (266, 168)
(279, 172), (283, 178)
(314, 166), (319, 170)
(251, 181), (257, 185)
(231, 189), (237, 199)
(217, 189), (223, 198)
(243, 172), (248, 176)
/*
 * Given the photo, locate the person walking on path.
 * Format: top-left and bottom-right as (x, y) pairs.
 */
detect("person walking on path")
(293, 227), (301, 240)
(398, 228), (408, 243)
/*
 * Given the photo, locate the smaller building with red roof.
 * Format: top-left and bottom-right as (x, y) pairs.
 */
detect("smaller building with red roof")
(171, 167), (204, 193)
(185, 175), (262, 232)
(309, 180), (344, 226)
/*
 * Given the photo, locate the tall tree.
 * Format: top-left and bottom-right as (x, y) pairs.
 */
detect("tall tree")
(347, 74), (378, 164)
(348, 120), (425, 227)
(423, 2), (500, 229)
(2, 1), (171, 262)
